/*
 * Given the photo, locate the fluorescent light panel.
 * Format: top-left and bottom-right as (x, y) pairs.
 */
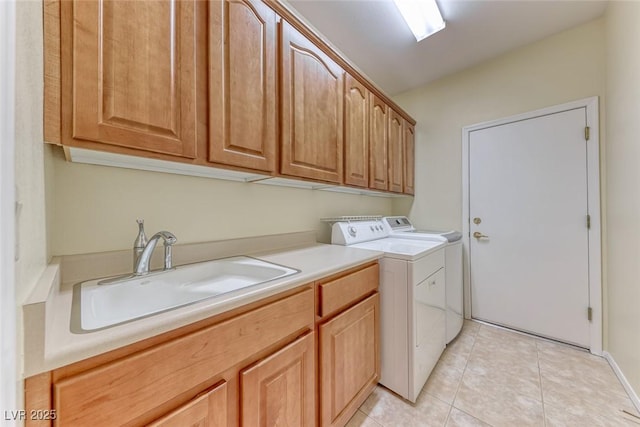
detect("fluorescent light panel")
(393, 0), (445, 42)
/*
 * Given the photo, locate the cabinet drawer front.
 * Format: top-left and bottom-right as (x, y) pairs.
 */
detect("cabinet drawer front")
(54, 288), (313, 426)
(411, 249), (445, 286)
(319, 294), (379, 427)
(318, 263), (378, 318)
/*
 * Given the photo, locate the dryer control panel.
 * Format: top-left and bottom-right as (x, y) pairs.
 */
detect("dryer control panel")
(331, 220), (388, 245)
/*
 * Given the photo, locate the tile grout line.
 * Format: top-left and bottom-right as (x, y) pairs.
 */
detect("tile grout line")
(359, 408), (384, 427)
(535, 339), (547, 427)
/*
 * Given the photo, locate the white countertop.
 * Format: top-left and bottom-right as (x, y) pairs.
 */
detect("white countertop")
(24, 243), (382, 376)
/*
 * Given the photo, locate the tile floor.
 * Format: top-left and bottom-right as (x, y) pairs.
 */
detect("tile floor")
(348, 321), (640, 427)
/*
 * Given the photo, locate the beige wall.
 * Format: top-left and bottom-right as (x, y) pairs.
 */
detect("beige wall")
(48, 147), (393, 255)
(604, 1), (640, 394)
(14, 0), (47, 410)
(391, 18), (606, 231)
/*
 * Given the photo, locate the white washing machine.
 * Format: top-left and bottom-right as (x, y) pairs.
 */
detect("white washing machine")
(331, 219), (447, 402)
(383, 216), (464, 343)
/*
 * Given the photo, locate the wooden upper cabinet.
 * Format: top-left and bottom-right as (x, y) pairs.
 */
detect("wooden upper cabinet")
(404, 121), (415, 195)
(241, 333), (315, 426)
(281, 21), (345, 183)
(148, 382), (228, 427)
(209, 0), (277, 172)
(70, 0), (199, 158)
(369, 94), (388, 190)
(344, 75), (369, 188)
(388, 109), (404, 193)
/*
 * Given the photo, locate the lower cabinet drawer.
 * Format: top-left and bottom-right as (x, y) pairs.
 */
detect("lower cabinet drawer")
(53, 288), (314, 426)
(318, 263), (379, 318)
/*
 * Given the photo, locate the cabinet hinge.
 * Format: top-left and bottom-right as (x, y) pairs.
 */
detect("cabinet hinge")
(588, 307), (593, 321)
(587, 214), (591, 229)
(585, 126), (590, 141)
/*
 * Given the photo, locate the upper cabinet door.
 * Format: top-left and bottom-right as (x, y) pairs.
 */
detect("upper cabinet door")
(281, 21), (345, 184)
(71, 0), (199, 158)
(369, 94), (388, 190)
(344, 75), (369, 188)
(388, 109), (404, 193)
(209, 0), (277, 172)
(404, 121), (415, 195)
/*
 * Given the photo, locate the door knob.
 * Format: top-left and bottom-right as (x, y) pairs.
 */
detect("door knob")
(473, 231), (489, 239)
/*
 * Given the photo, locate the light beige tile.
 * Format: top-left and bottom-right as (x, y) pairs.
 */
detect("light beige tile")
(440, 331), (476, 369)
(446, 408), (492, 427)
(544, 402), (640, 427)
(462, 320), (481, 336)
(463, 355), (541, 401)
(537, 340), (629, 398)
(346, 409), (384, 427)
(422, 361), (464, 404)
(540, 373), (639, 422)
(476, 325), (537, 353)
(360, 386), (451, 427)
(454, 373), (544, 427)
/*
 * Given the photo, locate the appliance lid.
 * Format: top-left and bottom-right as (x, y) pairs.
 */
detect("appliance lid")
(404, 230), (462, 242)
(348, 238), (445, 260)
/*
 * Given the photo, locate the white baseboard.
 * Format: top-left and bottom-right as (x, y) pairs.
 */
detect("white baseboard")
(603, 351), (640, 413)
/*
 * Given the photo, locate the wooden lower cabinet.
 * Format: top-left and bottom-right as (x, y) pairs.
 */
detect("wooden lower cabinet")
(241, 332), (315, 426)
(25, 262), (380, 427)
(148, 382), (228, 427)
(319, 294), (380, 427)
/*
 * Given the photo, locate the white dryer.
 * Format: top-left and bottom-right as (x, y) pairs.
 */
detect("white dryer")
(331, 219), (447, 402)
(384, 216), (464, 343)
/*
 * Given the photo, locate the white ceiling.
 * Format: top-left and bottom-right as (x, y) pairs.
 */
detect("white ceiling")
(286, 0), (608, 95)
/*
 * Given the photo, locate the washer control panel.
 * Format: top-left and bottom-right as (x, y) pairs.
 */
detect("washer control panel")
(331, 220), (389, 245)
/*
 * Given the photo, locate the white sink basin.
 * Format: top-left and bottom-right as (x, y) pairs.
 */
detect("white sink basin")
(71, 256), (299, 333)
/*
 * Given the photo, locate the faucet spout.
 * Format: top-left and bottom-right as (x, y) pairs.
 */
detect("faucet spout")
(134, 231), (177, 275)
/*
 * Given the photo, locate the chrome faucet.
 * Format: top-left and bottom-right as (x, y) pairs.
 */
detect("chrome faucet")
(134, 231), (177, 275)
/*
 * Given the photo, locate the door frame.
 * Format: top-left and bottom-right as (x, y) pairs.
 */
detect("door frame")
(461, 97), (602, 354)
(0, 0), (17, 418)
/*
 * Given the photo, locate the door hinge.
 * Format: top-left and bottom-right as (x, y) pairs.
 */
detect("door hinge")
(587, 214), (591, 229)
(585, 126), (590, 141)
(588, 307), (593, 321)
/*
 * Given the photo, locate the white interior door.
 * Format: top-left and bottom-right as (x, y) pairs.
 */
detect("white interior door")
(469, 107), (591, 347)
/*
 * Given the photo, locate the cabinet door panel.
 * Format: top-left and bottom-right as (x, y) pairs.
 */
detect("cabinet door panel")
(404, 121), (415, 195)
(148, 382), (228, 427)
(241, 333), (315, 427)
(72, 0), (198, 157)
(344, 75), (369, 188)
(320, 294), (380, 427)
(281, 21), (344, 183)
(388, 109), (404, 193)
(369, 95), (388, 190)
(209, 0), (277, 172)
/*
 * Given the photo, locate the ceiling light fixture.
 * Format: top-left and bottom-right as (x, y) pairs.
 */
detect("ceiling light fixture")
(393, 0), (446, 42)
